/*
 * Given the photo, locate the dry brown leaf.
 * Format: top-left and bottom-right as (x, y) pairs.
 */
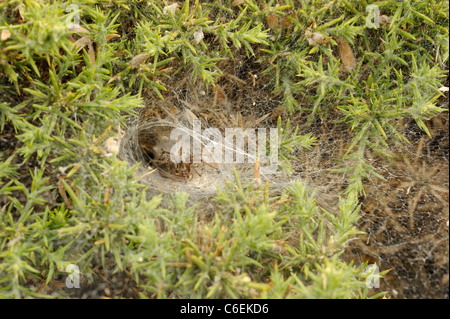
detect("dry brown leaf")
(107, 72), (122, 84)
(231, 0), (245, 6)
(441, 273), (449, 286)
(1, 30), (11, 41)
(171, 105), (178, 115)
(306, 32), (324, 46)
(88, 42), (96, 65)
(337, 37), (356, 73)
(254, 157), (260, 179)
(184, 108), (199, 122)
(71, 36), (91, 53)
(129, 53), (150, 69)
(106, 33), (121, 42)
(69, 26), (89, 33)
(254, 112), (272, 126)
(248, 71), (256, 86)
(266, 14), (278, 31)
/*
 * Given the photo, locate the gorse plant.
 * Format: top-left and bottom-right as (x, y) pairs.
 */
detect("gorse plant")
(252, 0), (448, 194)
(0, 0), (447, 298)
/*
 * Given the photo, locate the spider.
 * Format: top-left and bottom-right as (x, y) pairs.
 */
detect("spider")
(151, 151), (202, 180)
